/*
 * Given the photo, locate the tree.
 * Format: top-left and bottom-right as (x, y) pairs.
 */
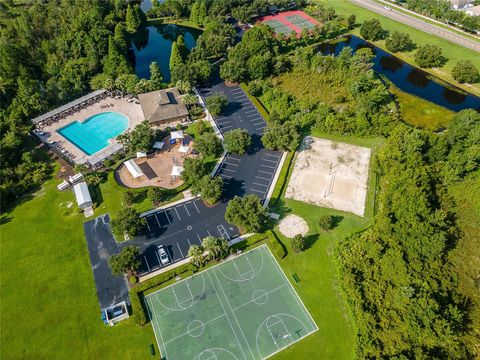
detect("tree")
(103, 36), (132, 78)
(114, 22), (128, 54)
(108, 246), (141, 276)
(206, 94), (228, 116)
(148, 187), (165, 206)
(149, 61), (163, 90)
(318, 215), (335, 231)
(262, 122), (300, 152)
(347, 14), (356, 30)
(182, 158), (208, 184)
(194, 132), (223, 157)
(192, 175), (223, 204)
(115, 73), (140, 95)
(110, 207), (146, 238)
(291, 234), (306, 253)
(195, 20), (236, 58)
(360, 18), (384, 41)
(176, 79), (192, 94)
(225, 195), (268, 233)
(223, 129), (251, 155)
(169, 40), (184, 74)
(117, 120), (155, 153)
(176, 35), (189, 61)
(126, 4), (143, 33)
(201, 236), (229, 261)
(122, 191), (135, 206)
(189, 1), (200, 25)
(198, 0), (207, 26)
(188, 244), (204, 267)
(451, 60), (480, 84)
(385, 31), (415, 53)
(414, 44), (445, 68)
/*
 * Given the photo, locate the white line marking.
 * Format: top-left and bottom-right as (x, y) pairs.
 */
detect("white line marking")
(154, 213), (162, 227)
(145, 219), (151, 231)
(177, 243), (185, 258)
(253, 182), (269, 187)
(183, 204), (191, 217)
(222, 168), (237, 173)
(174, 207), (181, 220)
(193, 201), (200, 213)
(258, 170), (273, 176)
(220, 174), (232, 179)
(260, 164), (276, 169)
(255, 175), (272, 181)
(197, 234), (202, 243)
(223, 161), (239, 167)
(262, 158), (278, 164)
(249, 188), (265, 194)
(144, 255), (151, 272)
(187, 238), (192, 246)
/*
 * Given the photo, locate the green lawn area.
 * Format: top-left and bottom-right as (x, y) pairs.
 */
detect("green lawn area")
(266, 132), (384, 359)
(388, 83), (455, 131)
(0, 166), (156, 359)
(316, 0), (480, 96)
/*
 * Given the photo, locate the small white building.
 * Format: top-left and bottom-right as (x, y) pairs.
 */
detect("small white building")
(73, 182), (93, 210)
(466, 5), (480, 15)
(451, 0), (475, 10)
(124, 159), (145, 179)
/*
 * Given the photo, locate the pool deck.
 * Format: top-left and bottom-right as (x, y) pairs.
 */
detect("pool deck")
(36, 96), (144, 165)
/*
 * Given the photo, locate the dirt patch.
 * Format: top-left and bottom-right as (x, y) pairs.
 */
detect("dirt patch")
(278, 214), (309, 238)
(285, 136), (371, 216)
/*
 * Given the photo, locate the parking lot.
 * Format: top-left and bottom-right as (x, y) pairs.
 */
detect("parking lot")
(123, 198), (238, 275)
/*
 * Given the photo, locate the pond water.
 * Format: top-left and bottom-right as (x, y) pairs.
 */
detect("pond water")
(318, 35), (480, 112)
(130, 24), (200, 81)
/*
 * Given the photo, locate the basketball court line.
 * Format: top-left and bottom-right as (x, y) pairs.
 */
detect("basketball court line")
(164, 313), (227, 345)
(231, 283), (288, 312)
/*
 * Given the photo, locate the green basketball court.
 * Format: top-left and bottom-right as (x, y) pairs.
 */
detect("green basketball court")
(145, 244), (318, 360)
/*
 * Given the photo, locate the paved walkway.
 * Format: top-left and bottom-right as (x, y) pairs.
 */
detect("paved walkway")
(351, 0), (480, 53)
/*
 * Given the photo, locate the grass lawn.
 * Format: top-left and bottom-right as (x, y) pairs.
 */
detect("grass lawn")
(0, 165), (156, 359)
(316, 0), (480, 96)
(388, 83), (455, 131)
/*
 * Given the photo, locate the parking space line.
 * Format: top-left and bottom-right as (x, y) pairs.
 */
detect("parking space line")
(258, 170), (273, 176)
(249, 188), (265, 194)
(223, 161), (239, 167)
(196, 234), (202, 243)
(145, 219), (151, 231)
(225, 156), (241, 161)
(177, 243), (185, 258)
(207, 230), (212, 237)
(187, 238), (192, 246)
(250, 120), (265, 125)
(246, 113), (259, 118)
(193, 201), (200, 213)
(260, 164), (276, 169)
(155, 213), (163, 227)
(220, 174), (232, 179)
(264, 153), (280, 159)
(174, 207), (181, 220)
(144, 255), (151, 272)
(263, 158), (278, 164)
(255, 125), (266, 131)
(253, 182), (269, 187)
(243, 108), (256, 113)
(221, 168), (236, 173)
(183, 204), (191, 217)
(255, 175), (273, 181)
(164, 211), (172, 224)
(155, 251), (162, 268)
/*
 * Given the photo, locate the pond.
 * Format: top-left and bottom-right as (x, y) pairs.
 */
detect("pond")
(318, 35), (480, 112)
(130, 24), (200, 82)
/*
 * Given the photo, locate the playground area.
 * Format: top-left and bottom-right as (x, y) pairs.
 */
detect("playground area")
(116, 133), (195, 189)
(145, 245), (317, 360)
(285, 137), (371, 216)
(257, 10), (320, 36)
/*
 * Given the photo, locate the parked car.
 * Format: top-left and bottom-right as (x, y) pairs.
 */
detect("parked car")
(157, 245), (170, 265)
(384, 6), (392, 11)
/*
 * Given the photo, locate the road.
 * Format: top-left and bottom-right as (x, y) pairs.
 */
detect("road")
(350, 0), (480, 53)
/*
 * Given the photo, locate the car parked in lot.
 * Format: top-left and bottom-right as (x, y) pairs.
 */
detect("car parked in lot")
(157, 245), (170, 265)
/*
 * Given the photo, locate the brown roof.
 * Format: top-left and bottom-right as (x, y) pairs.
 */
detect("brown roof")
(138, 87), (189, 123)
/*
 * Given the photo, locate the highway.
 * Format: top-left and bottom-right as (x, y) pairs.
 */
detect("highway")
(350, 0), (480, 52)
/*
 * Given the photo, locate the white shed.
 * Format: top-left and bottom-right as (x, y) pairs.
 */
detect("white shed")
(73, 182), (93, 210)
(124, 159), (145, 179)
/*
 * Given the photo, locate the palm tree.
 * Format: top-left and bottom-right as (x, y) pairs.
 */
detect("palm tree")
(201, 236), (229, 261)
(188, 244), (204, 267)
(182, 93), (198, 108)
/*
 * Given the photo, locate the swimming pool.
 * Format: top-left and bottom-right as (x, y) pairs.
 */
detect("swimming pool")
(58, 112), (129, 155)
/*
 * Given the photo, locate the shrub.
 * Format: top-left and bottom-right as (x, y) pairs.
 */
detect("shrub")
(360, 19), (384, 41)
(385, 31), (414, 53)
(182, 158), (208, 184)
(192, 175), (223, 205)
(223, 128), (252, 155)
(347, 14), (356, 30)
(195, 120), (208, 135)
(291, 234), (306, 253)
(318, 215), (335, 231)
(451, 60), (480, 84)
(129, 276), (138, 284)
(414, 44), (445, 68)
(262, 122), (300, 151)
(148, 187), (165, 206)
(206, 94), (228, 116)
(108, 246), (141, 276)
(225, 195), (268, 233)
(202, 236), (229, 261)
(110, 207), (146, 238)
(194, 132), (223, 157)
(247, 80), (264, 96)
(122, 190), (135, 206)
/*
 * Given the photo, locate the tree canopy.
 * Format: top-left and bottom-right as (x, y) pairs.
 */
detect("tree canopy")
(451, 60), (480, 84)
(110, 208), (146, 238)
(360, 18), (384, 41)
(108, 246), (141, 276)
(206, 94), (228, 116)
(385, 31), (415, 53)
(414, 44), (445, 68)
(194, 132), (223, 157)
(117, 121), (155, 154)
(225, 195), (268, 233)
(223, 129), (252, 155)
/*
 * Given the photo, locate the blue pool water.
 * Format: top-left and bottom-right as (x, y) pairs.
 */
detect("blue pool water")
(58, 112), (129, 155)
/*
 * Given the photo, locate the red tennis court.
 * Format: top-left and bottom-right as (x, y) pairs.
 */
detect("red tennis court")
(257, 10), (320, 37)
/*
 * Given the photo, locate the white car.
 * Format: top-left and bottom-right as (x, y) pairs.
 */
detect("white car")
(157, 245), (170, 265)
(384, 6), (392, 11)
